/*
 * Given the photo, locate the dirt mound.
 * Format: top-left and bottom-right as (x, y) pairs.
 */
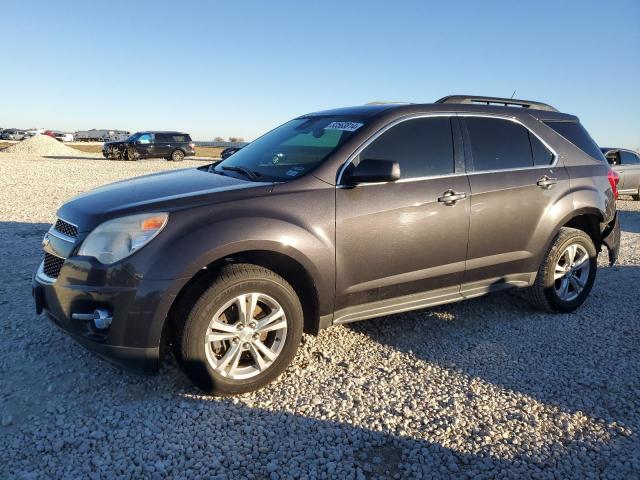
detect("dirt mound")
(1, 135), (97, 157)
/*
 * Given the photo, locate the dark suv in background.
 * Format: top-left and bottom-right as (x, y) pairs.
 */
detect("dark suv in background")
(601, 147), (640, 200)
(33, 95), (620, 395)
(103, 131), (196, 161)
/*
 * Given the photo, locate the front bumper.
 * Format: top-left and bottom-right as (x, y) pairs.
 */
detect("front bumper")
(32, 258), (179, 373)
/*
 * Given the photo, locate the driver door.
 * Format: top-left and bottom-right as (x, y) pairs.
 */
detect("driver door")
(334, 116), (470, 320)
(135, 133), (155, 158)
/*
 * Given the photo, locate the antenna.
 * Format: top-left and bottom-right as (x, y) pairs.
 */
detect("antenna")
(510, 90), (516, 99)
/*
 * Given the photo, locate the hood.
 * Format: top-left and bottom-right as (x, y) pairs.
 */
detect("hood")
(103, 139), (127, 147)
(57, 167), (271, 231)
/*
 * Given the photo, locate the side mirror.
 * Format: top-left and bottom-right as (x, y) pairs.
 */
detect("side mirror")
(345, 159), (401, 185)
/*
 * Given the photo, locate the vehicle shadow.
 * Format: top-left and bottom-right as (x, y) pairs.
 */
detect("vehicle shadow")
(43, 155), (107, 160)
(618, 204), (640, 234)
(346, 263), (640, 427)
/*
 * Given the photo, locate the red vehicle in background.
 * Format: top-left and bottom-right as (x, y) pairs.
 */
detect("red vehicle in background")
(44, 130), (74, 142)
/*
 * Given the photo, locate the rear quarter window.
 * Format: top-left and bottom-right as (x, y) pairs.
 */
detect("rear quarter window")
(544, 121), (606, 161)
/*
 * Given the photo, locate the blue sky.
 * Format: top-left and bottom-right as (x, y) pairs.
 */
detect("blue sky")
(1, 0), (638, 147)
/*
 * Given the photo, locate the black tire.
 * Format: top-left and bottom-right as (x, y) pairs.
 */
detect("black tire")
(171, 149), (185, 162)
(632, 187), (640, 201)
(125, 147), (138, 161)
(174, 264), (303, 395)
(526, 227), (597, 313)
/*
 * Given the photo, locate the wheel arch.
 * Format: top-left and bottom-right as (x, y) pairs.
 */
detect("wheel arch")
(542, 207), (605, 260)
(164, 248), (323, 352)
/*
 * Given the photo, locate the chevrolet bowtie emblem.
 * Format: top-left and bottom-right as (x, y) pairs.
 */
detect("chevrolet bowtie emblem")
(42, 234), (50, 248)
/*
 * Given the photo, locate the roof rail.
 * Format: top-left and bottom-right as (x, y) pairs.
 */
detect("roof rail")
(435, 95), (558, 112)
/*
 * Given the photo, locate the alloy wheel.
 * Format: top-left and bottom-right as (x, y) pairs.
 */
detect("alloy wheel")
(204, 292), (287, 379)
(553, 243), (590, 302)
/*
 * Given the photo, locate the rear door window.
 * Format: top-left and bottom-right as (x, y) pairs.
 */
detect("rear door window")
(544, 121), (606, 161)
(171, 134), (188, 142)
(620, 151), (640, 165)
(356, 116), (454, 178)
(464, 117), (534, 171)
(529, 133), (555, 166)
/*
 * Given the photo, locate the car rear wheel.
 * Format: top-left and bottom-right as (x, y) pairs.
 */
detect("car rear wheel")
(526, 227), (597, 313)
(632, 186), (640, 201)
(171, 149), (185, 162)
(174, 264), (303, 395)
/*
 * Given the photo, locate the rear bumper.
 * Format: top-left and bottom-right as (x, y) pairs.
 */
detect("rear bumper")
(31, 258), (179, 373)
(602, 212), (620, 266)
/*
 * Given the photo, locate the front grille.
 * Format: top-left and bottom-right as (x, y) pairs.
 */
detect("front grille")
(43, 253), (65, 278)
(54, 219), (78, 238)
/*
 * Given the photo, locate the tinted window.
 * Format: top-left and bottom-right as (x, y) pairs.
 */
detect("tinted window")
(356, 117), (454, 178)
(620, 151), (640, 165)
(155, 134), (170, 142)
(171, 134), (189, 142)
(465, 117), (533, 171)
(529, 132), (554, 166)
(544, 121), (606, 161)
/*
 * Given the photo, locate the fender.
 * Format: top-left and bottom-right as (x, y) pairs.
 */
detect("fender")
(129, 200), (336, 348)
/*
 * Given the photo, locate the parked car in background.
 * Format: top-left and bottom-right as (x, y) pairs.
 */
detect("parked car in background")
(601, 147), (640, 200)
(1, 129), (27, 140)
(103, 131), (196, 161)
(44, 130), (74, 142)
(33, 95), (620, 395)
(220, 145), (245, 160)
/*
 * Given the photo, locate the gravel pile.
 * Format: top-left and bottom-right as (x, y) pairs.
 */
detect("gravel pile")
(0, 154), (639, 479)
(0, 134), (100, 158)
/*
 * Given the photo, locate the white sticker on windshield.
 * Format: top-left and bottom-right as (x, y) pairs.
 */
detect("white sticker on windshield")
(324, 121), (363, 132)
(285, 169), (300, 177)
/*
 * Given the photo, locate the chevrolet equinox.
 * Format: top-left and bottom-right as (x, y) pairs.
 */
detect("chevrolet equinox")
(33, 95), (621, 394)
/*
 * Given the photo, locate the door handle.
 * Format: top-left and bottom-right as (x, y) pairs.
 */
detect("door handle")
(537, 176), (557, 189)
(438, 190), (467, 205)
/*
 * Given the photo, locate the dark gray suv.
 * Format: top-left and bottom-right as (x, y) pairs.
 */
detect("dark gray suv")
(33, 95), (620, 394)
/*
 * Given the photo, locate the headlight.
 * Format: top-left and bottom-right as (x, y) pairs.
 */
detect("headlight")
(78, 213), (168, 264)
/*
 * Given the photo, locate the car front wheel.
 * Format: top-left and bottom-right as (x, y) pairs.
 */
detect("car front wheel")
(526, 227), (597, 313)
(174, 264), (303, 395)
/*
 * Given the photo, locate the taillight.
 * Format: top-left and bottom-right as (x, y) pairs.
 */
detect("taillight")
(189, 142), (195, 149)
(608, 169), (619, 200)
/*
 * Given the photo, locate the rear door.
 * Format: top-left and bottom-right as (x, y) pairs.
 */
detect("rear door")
(460, 115), (568, 293)
(335, 115), (470, 315)
(154, 133), (172, 158)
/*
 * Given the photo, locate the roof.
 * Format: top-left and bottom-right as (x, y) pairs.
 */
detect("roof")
(601, 147), (637, 153)
(137, 131), (190, 135)
(306, 102), (576, 122)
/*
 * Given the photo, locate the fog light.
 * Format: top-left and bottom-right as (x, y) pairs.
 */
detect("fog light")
(93, 309), (112, 329)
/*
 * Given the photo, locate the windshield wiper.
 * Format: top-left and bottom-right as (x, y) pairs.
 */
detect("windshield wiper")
(221, 166), (260, 181)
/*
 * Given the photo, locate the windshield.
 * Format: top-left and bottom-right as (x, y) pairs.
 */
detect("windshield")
(214, 116), (366, 181)
(127, 132), (141, 142)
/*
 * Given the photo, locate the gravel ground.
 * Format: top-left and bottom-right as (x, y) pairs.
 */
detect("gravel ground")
(1, 153), (639, 479)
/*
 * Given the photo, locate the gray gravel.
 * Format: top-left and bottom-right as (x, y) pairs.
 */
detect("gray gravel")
(1, 153), (639, 479)
(1, 135), (102, 158)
